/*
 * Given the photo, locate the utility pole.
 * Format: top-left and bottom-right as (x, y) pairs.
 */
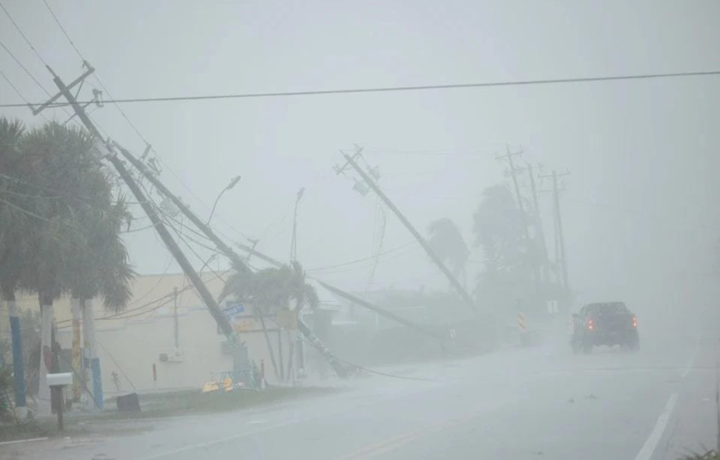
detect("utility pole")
(496, 146), (531, 242)
(234, 241), (446, 341)
(290, 188), (304, 261)
(173, 287), (179, 349)
(540, 170), (570, 291)
(527, 163), (549, 284)
(497, 146), (539, 294)
(337, 149), (477, 313)
(39, 66), (241, 348)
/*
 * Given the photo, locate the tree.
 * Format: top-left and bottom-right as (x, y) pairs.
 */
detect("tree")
(0, 118), (31, 415)
(472, 185), (538, 313)
(220, 261), (318, 382)
(284, 261), (318, 378)
(427, 218), (470, 284)
(0, 119), (133, 413)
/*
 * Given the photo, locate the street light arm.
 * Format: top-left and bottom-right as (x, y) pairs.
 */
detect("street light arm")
(206, 176), (241, 226)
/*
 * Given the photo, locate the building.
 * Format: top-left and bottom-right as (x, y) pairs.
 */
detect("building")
(1, 271), (298, 399)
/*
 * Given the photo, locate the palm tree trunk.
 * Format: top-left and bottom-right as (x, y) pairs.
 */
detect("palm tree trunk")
(82, 298), (103, 410)
(258, 316), (279, 381)
(285, 329), (295, 383)
(7, 297), (27, 418)
(70, 298), (82, 403)
(37, 294), (53, 415)
(277, 328), (284, 381)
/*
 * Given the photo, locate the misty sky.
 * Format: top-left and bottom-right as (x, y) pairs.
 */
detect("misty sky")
(2, 0), (719, 312)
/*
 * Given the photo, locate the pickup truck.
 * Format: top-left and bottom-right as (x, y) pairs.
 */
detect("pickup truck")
(570, 302), (639, 353)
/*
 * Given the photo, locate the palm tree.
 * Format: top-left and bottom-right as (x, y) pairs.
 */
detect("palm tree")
(284, 261), (318, 379)
(64, 196), (134, 408)
(427, 218), (470, 286)
(17, 122), (133, 412)
(220, 261), (318, 382)
(0, 118), (30, 416)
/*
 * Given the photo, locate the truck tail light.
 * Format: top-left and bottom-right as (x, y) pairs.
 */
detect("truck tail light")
(632, 316), (637, 328)
(587, 319), (594, 331)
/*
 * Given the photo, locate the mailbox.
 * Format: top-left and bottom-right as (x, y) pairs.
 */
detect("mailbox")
(47, 373), (73, 431)
(47, 372), (73, 387)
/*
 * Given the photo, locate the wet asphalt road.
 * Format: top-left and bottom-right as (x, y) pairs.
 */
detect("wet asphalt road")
(4, 322), (718, 460)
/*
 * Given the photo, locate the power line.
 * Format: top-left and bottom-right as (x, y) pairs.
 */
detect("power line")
(0, 195), (59, 224)
(0, 39), (51, 96)
(42, 0), (153, 151)
(41, 0), (82, 61)
(2, 69), (719, 109)
(39, 4), (255, 250)
(0, 1), (48, 66)
(306, 240), (417, 272)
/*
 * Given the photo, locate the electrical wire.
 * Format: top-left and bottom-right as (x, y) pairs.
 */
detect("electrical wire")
(0, 67), (50, 122)
(0, 1), (48, 66)
(299, 336), (435, 382)
(3, 69), (719, 109)
(0, 39), (51, 97)
(39, 0), (258, 251)
(96, 338), (137, 392)
(306, 241), (418, 272)
(41, 0), (81, 62)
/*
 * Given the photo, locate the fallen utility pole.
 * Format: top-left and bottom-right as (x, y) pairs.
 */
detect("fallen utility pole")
(41, 66), (240, 346)
(339, 151), (477, 313)
(234, 242), (446, 343)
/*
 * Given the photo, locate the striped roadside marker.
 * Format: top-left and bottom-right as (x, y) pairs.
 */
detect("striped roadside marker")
(517, 312), (527, 334)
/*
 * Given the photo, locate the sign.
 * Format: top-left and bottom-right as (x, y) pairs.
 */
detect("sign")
(223, 303), (245, 317)
(232, 319), (254, 332)
(276, 310), (297, 330)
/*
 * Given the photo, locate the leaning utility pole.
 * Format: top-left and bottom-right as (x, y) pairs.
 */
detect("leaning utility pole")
(111, 145), (352, 378)
(337, 150), (477, 313)
(234, 242), (446, 341)
(37, 66), (240, 347)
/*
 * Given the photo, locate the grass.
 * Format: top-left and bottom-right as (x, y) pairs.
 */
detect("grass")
(0, 385), (341, 443)
(679, 452), (720, 460)
(114, 385), (342, 419)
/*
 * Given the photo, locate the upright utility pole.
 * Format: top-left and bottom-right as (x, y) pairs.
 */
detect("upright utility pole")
(40, 66), (240, 347)
(290, 188), (304, 261)
(173, 287), (179, 349)
(551, 170), (569, 290)
(497, 146), (531, 242)
(527, 164), (549, 284)
(540, 169), (570, 291)
(338, 150), (477, 313)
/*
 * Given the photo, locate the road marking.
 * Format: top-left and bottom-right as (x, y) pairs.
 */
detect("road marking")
(633, 393), (678, 460)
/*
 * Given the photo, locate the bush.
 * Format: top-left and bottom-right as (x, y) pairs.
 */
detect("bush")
(0, 365), (13, 421)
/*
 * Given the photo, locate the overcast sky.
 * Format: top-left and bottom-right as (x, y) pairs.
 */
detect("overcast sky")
(2, 0), (719, 312)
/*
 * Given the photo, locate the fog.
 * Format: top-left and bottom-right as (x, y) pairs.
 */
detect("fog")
(1, 1), (719, 458)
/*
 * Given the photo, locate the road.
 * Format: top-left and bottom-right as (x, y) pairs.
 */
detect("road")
(3, 320), (718, 460)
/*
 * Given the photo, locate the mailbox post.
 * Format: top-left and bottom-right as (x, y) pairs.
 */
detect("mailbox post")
(47, 373), (72, 431)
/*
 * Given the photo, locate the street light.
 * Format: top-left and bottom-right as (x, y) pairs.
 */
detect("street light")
(207, 175), (241, 225)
